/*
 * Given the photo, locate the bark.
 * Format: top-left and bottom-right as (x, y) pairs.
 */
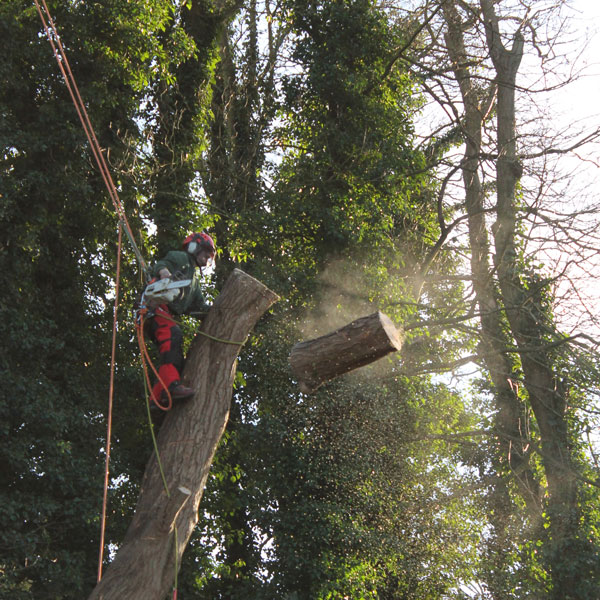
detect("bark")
(481, 1), (579, 595)
(289, 311), (403, 394)
(89, 269), (279, 600)
(442, 1), (543, 527)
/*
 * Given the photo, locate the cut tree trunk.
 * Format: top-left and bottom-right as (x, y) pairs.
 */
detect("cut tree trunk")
(289, 311), (403, 393)
(89, 269), (278, 600)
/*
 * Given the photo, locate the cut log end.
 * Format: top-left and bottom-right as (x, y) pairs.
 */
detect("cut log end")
(289, 311), (403, 394)
(378, 312), (403, 351)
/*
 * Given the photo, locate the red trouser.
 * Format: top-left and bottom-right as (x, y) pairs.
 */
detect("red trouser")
(148, 306), (184, 401)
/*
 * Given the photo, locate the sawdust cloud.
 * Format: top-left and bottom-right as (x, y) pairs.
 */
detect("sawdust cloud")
(299, 258), (381, 339)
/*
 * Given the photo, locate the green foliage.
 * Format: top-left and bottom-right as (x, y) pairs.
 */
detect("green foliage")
(0, 0), (167, 596)
(273, 0), (428, 266)
(175, 2), (481, 597)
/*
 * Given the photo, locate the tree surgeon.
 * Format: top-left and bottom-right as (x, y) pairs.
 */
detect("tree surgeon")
(141, 232), (216, 408)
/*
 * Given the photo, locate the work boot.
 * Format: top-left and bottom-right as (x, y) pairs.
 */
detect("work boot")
(169, 383), (196, 401)
(150, 382), (195, 413)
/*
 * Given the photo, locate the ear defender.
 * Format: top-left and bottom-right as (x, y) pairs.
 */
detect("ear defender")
(183, 232), (216, 256)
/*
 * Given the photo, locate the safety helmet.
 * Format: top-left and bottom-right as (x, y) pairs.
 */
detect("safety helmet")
(183, 232), (216, 256)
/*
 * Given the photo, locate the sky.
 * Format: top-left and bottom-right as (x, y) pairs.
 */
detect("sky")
(557, 0), (600, 144)
(569, 0), (600, 119)
(548, 0), (600, 333)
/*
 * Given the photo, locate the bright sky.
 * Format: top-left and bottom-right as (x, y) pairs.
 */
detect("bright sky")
(515, 0), (600, 145)
(562, 0), (600, 126)
(541, 0), (600, 336)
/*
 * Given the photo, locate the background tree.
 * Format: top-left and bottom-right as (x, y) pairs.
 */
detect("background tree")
(394, 0), (600, 597)
(0, 0), (173, 596)
(177, 1), (481, 598)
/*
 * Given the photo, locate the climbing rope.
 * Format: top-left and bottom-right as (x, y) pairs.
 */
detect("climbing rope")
(141, 361), (172, 494)
(136, 308), (174, 412)
(147, 307), (248, 345)
(33, 0), (149, 279)
(32, 0), (152, 586)
(34, 3), (247, 595)
(96, 223), (123, 582)
(198, 330), (247, 346)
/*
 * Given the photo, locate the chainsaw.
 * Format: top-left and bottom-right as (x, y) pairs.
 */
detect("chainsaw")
(142, 277), (192, 305)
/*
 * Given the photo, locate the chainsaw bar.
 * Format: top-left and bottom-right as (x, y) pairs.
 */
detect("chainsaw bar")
(143, 278), (192, 303)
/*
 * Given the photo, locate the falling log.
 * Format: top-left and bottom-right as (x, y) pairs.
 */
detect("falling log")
(289, 311), (403, 393)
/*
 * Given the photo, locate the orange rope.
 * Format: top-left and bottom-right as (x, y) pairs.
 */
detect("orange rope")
(33, 0), (148, 275)
(35, 3), (179, 594)
(31, 0), (146, 582)
(97, 224), (123, 581)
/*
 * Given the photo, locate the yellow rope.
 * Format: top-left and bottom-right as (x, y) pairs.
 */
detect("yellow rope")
(197, 329), (247, 346)
(142, 374), (171, 497)
(143, 373), (179, 599)
(139, 310), (245, 597)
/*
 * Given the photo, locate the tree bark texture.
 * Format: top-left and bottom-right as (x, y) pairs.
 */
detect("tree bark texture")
(289, 311), (403, 394)
(481, 2), (579, 594)
(442, 1), (543, 525)
(89, 269), (278, 600)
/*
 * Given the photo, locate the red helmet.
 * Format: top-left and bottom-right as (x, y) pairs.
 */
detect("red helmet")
(183, 232), (215, 256)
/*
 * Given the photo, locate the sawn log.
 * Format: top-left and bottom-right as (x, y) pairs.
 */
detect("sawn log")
(88, 269), (278, 600)
(289, 311), (403, 393)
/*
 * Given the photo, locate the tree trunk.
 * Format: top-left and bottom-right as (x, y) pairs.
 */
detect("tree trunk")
(442, 0), (542, 520)
(89, 269), (278, 600)
(441, 3), (543, 596)
(289, 311), (403, 393)
(481, 2), (580, 595)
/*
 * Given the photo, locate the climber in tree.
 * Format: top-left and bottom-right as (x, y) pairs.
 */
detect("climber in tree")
(144, 232), (216, 408)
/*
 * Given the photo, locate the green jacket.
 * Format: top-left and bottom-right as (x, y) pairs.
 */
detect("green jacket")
(151, 250), (210, 316)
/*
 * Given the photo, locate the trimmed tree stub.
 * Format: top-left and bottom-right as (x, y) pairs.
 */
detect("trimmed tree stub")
(289, 311), (403, 394)
(89, 269), (279, 600)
